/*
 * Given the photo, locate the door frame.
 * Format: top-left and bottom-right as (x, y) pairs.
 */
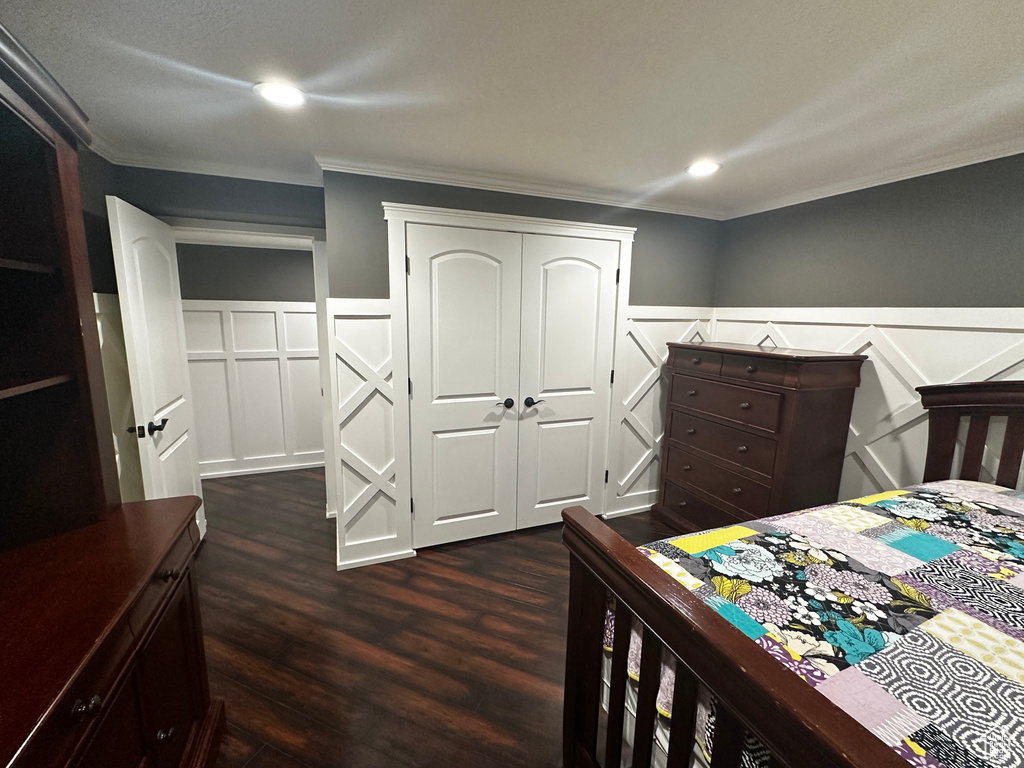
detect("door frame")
(382, 203), (635, 552)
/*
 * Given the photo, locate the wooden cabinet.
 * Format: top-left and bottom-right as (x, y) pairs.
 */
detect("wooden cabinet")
(653, 342), (865, 532)
(0, 22), (119, 550)
(0, 497), (224, 768)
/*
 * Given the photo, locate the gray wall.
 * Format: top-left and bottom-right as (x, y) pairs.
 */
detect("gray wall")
(76, 149), (326, 294)
(323, 171), (720, 305)
(176, 244), (314, 302)
(715, 153), (1024, 307)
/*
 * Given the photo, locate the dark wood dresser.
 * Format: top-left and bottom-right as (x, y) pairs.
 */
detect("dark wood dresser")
(654, 341), (866, 533)
(0, 496), (224, 768)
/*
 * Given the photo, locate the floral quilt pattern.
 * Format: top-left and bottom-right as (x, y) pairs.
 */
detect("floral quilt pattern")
(637, 481), (1024, 768)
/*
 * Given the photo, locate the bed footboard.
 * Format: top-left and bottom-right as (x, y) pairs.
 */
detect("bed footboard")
(561, 506), (906, 768)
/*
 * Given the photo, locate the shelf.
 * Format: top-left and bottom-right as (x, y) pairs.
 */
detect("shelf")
(0, 258), (58, 276)
(0, 374), (73, 401)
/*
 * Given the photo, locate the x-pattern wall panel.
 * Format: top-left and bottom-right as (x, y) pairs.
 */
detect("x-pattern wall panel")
(713, 308), (1024, 498)
(604, 306), (714, 517)
(326, 299), (413, 569)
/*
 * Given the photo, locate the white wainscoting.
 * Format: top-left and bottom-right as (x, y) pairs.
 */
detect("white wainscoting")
(325, 299), (414, 570)
(94, 293), (145, 501)
(181, 300), (325, 478)
(712, 307), (1024, 498)
(604, 306), (714, 517)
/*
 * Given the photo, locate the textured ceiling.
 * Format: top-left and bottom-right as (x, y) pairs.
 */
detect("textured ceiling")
(4, 1), (1024, 218)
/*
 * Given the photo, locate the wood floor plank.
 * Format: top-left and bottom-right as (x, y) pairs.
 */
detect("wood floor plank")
(200, 468), (674, 768)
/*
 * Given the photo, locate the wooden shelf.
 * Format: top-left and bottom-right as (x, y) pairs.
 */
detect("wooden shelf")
(0, 374), (73, 401)
(0, 257), (57, 276)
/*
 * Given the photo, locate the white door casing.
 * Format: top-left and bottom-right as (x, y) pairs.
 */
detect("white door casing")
(407, 224), (524, 547)
(106, 196), (206, 535)
(516, 234), (619, 528)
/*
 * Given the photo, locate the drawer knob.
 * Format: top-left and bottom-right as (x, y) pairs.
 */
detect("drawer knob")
(740, 402), (751, 410)
(156, 727), (176, 742)
(682, 465), (692, 471)
(746, 365), (757, 373)
(686, 428), (696, 435)
(691, 357), (701, 364)
(678, 500), (687, 507)
(159, 567), (182, 582)
(71, 694), (102, 721)
(687, 390), (697, 396)
(737, 445), (748, 453)
(732, 487), (743, 494)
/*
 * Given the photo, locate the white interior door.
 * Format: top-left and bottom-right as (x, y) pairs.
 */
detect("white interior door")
(407, 224), (523, 547)
(107, 196), (205, 534)
(516, 234), (619, 527)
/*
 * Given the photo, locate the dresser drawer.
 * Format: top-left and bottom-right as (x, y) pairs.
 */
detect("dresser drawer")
(666, 446), (771, 518)
(128, 527), (194, 639)
(721, 354), (788, 386)
(14, 615), (135, 768)
(670, 374), (782, 433)
(660, 479), (744, 531)
(670, 347), (722, 376)
(667, 410), (777, 478)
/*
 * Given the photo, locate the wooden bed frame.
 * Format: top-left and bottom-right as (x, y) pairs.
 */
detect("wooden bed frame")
(562, 381), (1024, 768)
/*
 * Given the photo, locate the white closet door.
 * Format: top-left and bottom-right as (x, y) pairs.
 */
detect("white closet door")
(407, 224), (523, 547)
(516, 234), (619, 528)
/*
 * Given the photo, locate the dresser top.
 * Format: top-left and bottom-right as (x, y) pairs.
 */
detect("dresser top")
(668, 341), (867, 363)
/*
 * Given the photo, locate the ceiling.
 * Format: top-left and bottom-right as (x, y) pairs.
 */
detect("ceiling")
(4, 1), (1024, 219)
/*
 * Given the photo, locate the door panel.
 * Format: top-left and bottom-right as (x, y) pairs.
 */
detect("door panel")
(517, 235), (619, 527)
(107, 197), (204, 530)
(408, 225), (522, 547)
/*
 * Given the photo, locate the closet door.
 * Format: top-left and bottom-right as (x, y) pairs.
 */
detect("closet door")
(407, 225), (523, 547)
(516, 235), (619, 527)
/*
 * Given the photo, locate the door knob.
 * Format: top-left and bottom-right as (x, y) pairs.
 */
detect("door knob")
(523, 396), (546, 408)
(495, 398), (515, 409)
(148, 417), (169, 436)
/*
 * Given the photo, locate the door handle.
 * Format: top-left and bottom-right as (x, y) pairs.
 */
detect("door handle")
(148, 418), (169, 436)
(495, 398), (515, 409)
(523, 397), (546, 409)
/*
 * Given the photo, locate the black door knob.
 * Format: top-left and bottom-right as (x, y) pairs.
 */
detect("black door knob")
(524, 396), (546, 408)
(494, 398), (515, 409)
(148, 418), (169, 436)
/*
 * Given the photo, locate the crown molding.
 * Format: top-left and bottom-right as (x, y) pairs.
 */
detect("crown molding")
(316, 155), (727, 220)
(722, 137), (1024, 220)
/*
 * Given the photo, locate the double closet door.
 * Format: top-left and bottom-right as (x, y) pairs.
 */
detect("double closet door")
(407, 224), (619, 547)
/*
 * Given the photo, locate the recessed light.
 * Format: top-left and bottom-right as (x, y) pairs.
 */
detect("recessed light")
(254, 81), (307, 108)
(686, 160), (720, 178)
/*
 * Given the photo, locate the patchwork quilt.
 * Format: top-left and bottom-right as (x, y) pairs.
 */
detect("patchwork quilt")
(629, 480), (1024, 768)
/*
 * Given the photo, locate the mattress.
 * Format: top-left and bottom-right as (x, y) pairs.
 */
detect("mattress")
(608, 480), (1024, 768)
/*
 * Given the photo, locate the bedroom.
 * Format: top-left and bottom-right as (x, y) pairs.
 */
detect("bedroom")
(1, 2), (1022, 767)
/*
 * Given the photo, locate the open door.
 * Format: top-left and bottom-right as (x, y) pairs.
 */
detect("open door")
(107, 196), (206, 535)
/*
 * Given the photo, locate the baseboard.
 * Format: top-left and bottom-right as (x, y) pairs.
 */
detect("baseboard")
(199, 460), (325, 480)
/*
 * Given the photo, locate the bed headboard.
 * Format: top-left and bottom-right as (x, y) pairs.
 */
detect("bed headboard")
(917, 381), (1024, 488)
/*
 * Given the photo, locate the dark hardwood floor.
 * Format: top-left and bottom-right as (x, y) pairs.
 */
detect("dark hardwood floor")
(197, 468), (675, 768)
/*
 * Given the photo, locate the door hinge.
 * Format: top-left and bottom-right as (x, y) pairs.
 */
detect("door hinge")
(410, 499), (414, 516)
(610, 369), (615, 385)
(615, 268), (620, 285)
(604, 469), (609, 483)
(406, 255), (410, 275)
(408, 378), (412, 396)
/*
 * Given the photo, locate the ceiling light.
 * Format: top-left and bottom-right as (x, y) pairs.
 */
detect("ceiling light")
(254, 82), (307, 108)
(686, 160), (720, 178)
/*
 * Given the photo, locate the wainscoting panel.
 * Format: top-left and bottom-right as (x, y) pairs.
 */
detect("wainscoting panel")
(182, 300), (324, 478)
(325, 299), (414, 570)
(604, 306), (714, 517)
(713, 308), (1024, 498)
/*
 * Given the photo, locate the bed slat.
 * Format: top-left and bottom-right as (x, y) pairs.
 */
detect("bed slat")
(922, 411), (960, 482)
(604, 602), (633, 768)
(709, 706), (745, 768)
(665, 661), (699, 768)
(960, 414), (990, 481)
(631, 628), (663, 768)
(997, 414), (1024, 488)
(564, 557), (607, 768)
